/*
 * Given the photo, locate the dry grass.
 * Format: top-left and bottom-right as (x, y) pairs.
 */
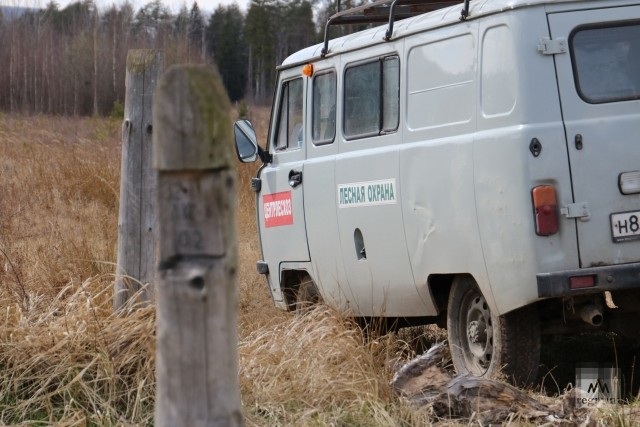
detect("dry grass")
(0, 114), (155, 425)
(0, 111), (635, 426)
(0, 111), (432, 426)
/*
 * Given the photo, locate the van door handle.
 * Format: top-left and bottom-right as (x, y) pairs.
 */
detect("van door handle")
(288, 170), (303, 187)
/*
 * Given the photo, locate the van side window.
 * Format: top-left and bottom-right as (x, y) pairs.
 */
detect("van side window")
(571, 23), (640, 103)
(344, 55), (399, 139)
(275, 78), (304, 150)
(312, 71), (337, 145)
(382, 56), (400, 131)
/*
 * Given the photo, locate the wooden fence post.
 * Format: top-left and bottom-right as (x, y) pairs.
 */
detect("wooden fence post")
(153, 65), (242, 426)
(115, 50), (164, 310)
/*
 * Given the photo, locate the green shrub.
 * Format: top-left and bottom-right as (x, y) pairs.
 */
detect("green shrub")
(110, 100), (125, 119)
(237, 101), (249, 119)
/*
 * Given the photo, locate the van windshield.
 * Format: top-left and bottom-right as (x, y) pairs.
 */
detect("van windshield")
(571, 22), (640, 103)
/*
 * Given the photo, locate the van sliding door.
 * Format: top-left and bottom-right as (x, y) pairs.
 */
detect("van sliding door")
(335, 52), (428, 317)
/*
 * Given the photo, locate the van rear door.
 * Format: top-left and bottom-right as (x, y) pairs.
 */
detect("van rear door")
(548, 5), (640, 267)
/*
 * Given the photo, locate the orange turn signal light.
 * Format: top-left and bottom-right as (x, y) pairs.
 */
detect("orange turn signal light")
(532, 185), (559, 236)
(302, 63), (313, 77)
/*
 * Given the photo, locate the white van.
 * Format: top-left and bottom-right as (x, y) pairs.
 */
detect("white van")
(234, 0), (640, 385)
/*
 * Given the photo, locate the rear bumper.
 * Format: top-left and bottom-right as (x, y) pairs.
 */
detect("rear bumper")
(537, 262), (640, 298)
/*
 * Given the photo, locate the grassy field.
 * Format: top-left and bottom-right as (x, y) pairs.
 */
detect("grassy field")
(0, 111), (637, 426)
(0, 111), (434, 426)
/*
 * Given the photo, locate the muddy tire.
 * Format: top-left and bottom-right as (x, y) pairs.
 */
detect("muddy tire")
(447, 275), (540, 386)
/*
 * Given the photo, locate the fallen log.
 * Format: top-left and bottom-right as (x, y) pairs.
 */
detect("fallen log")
(391, 342), (634, 425)
(391, 341), (452, 401)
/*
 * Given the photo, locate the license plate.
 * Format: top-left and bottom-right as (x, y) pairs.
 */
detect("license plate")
(611, 210), (640, 242)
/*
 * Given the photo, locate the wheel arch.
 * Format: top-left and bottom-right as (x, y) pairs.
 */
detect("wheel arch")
(280, 269), (316, 311)
(428, 273), (475, 314)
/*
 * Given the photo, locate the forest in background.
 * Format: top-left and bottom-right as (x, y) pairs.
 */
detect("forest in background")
(0, 0), (336, 116)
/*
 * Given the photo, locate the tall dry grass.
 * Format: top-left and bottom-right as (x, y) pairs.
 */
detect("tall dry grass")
(2, 110), (633, 426)
(0, 114), (155, 424)
(0, 110), (433, 426)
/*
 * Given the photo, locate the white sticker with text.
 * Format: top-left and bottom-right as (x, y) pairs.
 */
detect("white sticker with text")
(338, 179), (397, 208)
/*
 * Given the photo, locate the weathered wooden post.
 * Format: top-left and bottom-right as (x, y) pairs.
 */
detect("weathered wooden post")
(153, 65), (242, 426)
(115, 50), (164, 310)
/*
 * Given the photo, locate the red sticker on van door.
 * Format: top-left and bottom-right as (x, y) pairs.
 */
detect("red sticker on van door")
(263, 191), (294, 227)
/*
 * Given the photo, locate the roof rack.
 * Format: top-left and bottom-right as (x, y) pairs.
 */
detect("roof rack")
(321, 0), (471, 57)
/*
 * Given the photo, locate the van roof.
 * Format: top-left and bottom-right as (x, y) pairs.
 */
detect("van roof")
(280, 0), (586, 68)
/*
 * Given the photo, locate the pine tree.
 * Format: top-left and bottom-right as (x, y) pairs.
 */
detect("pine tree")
(278, 0), (316, 63)
(206, 4), (247, 102)
(171, 5), (189, 62)
(133, 0), (171, 46)
(174, 4), (189, 36)
(188, 1), (204, 61)
(245, 0), (277, 103)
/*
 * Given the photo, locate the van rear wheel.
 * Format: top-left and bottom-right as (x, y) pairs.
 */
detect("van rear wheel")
(447, 276), (539, 386)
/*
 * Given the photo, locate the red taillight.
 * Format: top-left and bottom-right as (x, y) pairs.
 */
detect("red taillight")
(532, 185), (559, 236)
(569, 275), (596, 290)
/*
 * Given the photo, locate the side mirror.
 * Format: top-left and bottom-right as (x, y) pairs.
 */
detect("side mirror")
(233, 119), (272, 164)
(233, 119), (259, 163)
